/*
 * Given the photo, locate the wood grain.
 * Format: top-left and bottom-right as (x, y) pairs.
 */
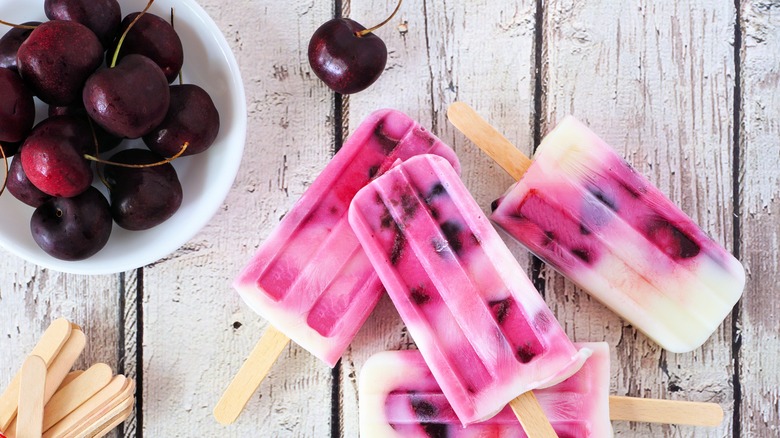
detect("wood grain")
(543, 1), (737, 436)
(738, 1), (780, 436)
(138, 0), (337, 435)
(0, 264), (122, 438)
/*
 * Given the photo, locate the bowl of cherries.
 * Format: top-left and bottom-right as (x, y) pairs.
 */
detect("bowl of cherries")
(0, 0), (246, 275)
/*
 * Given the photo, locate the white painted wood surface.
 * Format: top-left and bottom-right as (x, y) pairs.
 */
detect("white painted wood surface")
(0, 0), (777, 437)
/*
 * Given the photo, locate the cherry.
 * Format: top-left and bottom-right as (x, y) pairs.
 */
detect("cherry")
(307, 0), (401, 94)
(20, 115), (94, 197)
(6, 155), (52, 207)
(103, 148), (183, 230)
(83, 54), (170, 139)
(143, 84), (220, 156)
(0, 22), (40, 72)
(110, 12), (183, 83)
(17, 20), (103, 106)
(44, 0), (122, 48)
(0, 68), (35, 143)
(0, 139), (22, 158)
(30, 186), (112, 261)
(49, 104), (123, 152)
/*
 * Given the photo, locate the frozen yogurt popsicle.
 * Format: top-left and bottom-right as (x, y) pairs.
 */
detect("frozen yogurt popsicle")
(447, 103), (745, 353)
(359, 342), (725, 437)
(348, 154), (590, 428)
(216, 110), (460, 424)
(360, 343), (612, 438)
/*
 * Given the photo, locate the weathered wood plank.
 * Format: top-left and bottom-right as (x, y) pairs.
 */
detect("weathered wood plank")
(739, 1), (780, 436)
(543, 1), (736, 436)
(0, 259), (123, 437)
(339, 0), (537, 436)
(138, 0), (337, 436)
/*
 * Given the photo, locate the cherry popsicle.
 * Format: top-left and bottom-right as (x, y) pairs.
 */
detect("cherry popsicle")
(448, 102), (745, 353)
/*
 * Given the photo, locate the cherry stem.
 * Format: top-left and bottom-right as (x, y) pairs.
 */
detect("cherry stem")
(171, 7), (183, 85)
(84, 142), (189, 168)
(0, 145), (7, 197)
(85, 118), (112, 189)
(357, 0), (403, 37)
(110, 0), (156, 68)
(0, 20), (37, 30)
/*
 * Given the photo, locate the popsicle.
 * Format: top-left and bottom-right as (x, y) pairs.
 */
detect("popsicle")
(348, 154), (590, 429)
(216, 110), (461, 424)
(447, 103), (745, 353)
(359, 343), (724, 437)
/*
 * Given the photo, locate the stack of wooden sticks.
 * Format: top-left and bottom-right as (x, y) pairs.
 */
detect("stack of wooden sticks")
(0, 318), (134, 438)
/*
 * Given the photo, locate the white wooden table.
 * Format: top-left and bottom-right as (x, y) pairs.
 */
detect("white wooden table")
(1, 1), (778, 436)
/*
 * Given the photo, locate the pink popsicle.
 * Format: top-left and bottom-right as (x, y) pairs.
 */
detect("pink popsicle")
(488, 116), (744, 353)
(349, 154), (589, 426)
(217, 110), (460, 425)
(359, 343), (612, 438)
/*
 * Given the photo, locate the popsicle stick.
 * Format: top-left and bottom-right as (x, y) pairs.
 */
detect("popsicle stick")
(213, 325), (291, 425)
(608, 395), (724, 426)
(42, 329), (86, 406)
(42, 363), (113, 432)
(62, 379), (134, 438)
(16, 356), (46, 438)
(59, 371), (84, 388)
(447, 102), (533, 180)
(0, 319), (73, 432)
(66, 390), (134, 438)
(508, 392), (558, 438)
(42, 376), (127, 438)
(85, 403), (133, 438)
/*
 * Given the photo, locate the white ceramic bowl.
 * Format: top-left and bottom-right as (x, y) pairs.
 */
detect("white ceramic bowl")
(0, 0), (246, 275)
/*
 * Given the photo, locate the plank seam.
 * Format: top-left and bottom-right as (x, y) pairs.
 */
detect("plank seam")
(530, 0), (547, 299)
(118, 271), (127, 437)
(731, 0), (744, 437)
(331, 2), (346, 436)
(136, 268), (144, 438)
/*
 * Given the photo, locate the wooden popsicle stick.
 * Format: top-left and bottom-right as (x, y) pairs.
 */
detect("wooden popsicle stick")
(59, 371), (84, 388)
(0, 319), (73, 432)
(447, 102), (533, 181)
(16, 356), (46, 438)
(508, 391), (559, 438)
(213, 325), (291, 425)
(42, 329), (86, 406)
(61, 379), (134, 438)
(42, 363), (113, 432)
(608, 395), (724, 426)
(69, 393), (134, 438)
(85, 402), (133, 438)
(41, 376), (127, 438)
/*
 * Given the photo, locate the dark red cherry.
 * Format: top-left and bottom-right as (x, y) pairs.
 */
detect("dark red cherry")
(6, 155), (52, 207)
(48, 104), (123, 152)
(307, 18), (387, 94)
(44, 0), (122, 48)
(17, 20), (103, 106)
(0, 22), (40, 72)
(142, 84), (220, 157)
(30, 186), (112, 261)
(20, 115), (94, 198)
(0, 67), (35, 143)
(103, 149), (183, 230)
(83, 54), (170, 139)
(110, 12), (184, 83)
